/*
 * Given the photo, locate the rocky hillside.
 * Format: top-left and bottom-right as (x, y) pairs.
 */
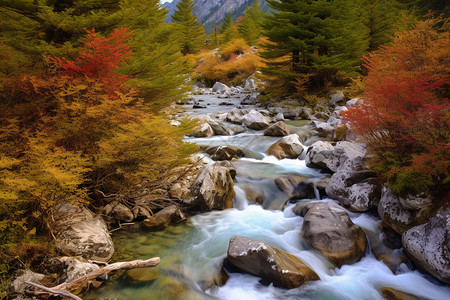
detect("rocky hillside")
(164, 0), (268, 33)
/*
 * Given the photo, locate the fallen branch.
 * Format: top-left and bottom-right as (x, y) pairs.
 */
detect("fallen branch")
(26, 257), (160, 298)
(25, 281), (82, 300)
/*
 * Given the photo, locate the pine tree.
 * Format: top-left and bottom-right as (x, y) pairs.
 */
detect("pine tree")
(220, 12), (237, 44)
(260, 0), (369, 91)
(238, 0), (265, 46)
(362, 0), (401, 51)
(171, 0), (205, 55)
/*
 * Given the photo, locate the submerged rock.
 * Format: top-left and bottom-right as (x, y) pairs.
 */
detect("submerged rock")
(402, 208), (450, 284)
(264, 121), (291, 136)
(126, 268), (159, 283)
(205, 145), (244, 161)
(267, 134), (304, 159)
(143, 205), (186, 230)
(188, 165), (234, 211)
(227, 236), (319, 289)
(382, 287), (421, 300)
(300, 202), (367, 267)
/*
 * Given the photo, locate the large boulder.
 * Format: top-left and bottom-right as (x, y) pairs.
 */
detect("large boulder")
(305, 141), (366, 172)
(191, 122), (214, 138)
(207, 119), (233, 136)
(226, 108), (250, 124)
(329, 90), (345, 106)
(51, 204), (114, 262)
(227, 236), (319, 289)
(212, 82), (231, 94)
(205, 145), (244, 161)
(242, 110), (270, 130)
(274, 175), (315, 200)
(188, 165), (235, 211)
(402, 208), (450, 284)
(382, 288), (421, 300)
(241, 93), (259, 105)
(143, 205), (186, 230)
(325, 157), (380, 212)
(110, 203), (134, 222)
(264, 121), (291, 136)
(377, 188), (418, 234)
(267, 134), (304, 159)
(49, 256), (100, 283)
(300, 202), (367, 267)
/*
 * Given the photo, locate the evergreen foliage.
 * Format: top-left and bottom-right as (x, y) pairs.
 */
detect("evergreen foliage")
(260, 0), (369, 92)
(238, 0), (265, 46)
(220, 12), (238, 44)
(171, 0), (205, 55)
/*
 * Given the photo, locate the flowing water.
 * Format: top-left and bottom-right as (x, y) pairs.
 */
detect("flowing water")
(85, 94), (450, 300)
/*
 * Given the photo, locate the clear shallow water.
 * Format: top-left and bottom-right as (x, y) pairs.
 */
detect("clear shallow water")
(85, 94), (450, 300)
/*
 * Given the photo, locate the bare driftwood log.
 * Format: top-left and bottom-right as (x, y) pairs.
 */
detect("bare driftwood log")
(26, 257), (160, 298)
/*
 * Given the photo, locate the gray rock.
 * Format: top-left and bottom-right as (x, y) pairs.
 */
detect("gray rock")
(378, 187), (416, 234)
(214, 160), (237, 178)
(274, 175), (315, 200)
(346, 98), (363, 107)
(51, 204), (114, 262)
(50, 256), (99, 283)
(111, 203), (134, 222)
(205, 145), (244, 161)
(329, 90), (345, 106)
(189, 165), (235, 211)
(306, 141), (366, 172)
(11, 270), (45, 294)
(242, 110), (270, 130)
(143, 205), (186, 230)
(191, 123), (214, 138)
(226, 108), (250, 124)
(132, 205), (152, 219)
(399, 194), (433, 211)
(267, 134), (304, 159)
(227, 236), (319, 289)
(208, 119), (233, 136)
(402, 209), (450, 284)
(325, 157), (380, 212)
(301, 201), (367, 267)
(273, 112), (285, 122)
(212, 82), (230, 93)
(241, 93), (259, 105)
(264, 121), (291, 136)
(244, 78), (256, 91)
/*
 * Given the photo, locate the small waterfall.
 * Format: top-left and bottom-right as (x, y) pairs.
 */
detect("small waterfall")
(233, 186), (248, 210)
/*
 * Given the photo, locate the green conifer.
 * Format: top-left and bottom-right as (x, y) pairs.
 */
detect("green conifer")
(220, 12), (237, 44)
(238, 0), (265, 46)
(171, 0), (205, 55)
(260, 0), (369, 91)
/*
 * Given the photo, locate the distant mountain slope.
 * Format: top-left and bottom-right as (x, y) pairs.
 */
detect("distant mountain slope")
(164, 0), (268, 34)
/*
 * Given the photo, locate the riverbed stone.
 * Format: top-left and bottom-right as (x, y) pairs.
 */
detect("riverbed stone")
(226, 108), (250, 124)
(214, 161), (237, 178)
(126, 268), (159, 283)
(241, 93), (259, 105)
(300, 201), (367, 267)
(264, 121), (291, 136)
(51, 204), (114, 262)
(326, 157), (380, 212)
(10, 270), (46, 295)
(143, 205), (186, 230)
(329, 90), (345, 106)
(242, 110), (270, 130)
(377, 187), (416, 234)
(50, 256), (100, 283)
(191, 122), (214, 138)
(382, 287), (421, 300)
(305, 141), (366, 172)
(189, 165), (234, 211)
(111, 203), (134, 222)
(205, 145), (244, 161)
(267, 134), (304, 159)
(207, 119), (233, 136)
(212, 82), (230, 94)
(227, 236), (319, 289)
(402, 208), (450, 284)
(274, 175), (315, 200)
